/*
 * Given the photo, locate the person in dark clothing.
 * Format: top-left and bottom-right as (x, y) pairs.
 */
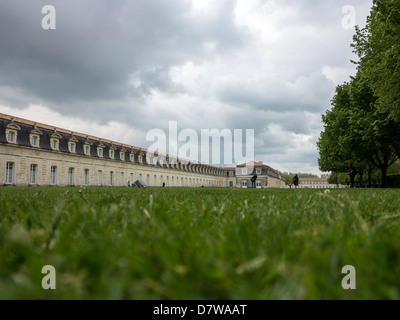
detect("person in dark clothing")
(251, 174), (258, 188)
(293, 174), (299, 188)
(347, 163), (357, 188)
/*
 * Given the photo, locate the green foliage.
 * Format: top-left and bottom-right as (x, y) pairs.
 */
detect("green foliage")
(388, 174), (400, 188)
(352, 0), (400, 121)
(328, 172), (349, 186)
(1, 187), (400, 300)
(318, 73), (399, 187)
(320, 0), (400, 187)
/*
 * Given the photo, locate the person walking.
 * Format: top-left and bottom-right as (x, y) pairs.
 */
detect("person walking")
(293, 174), (299, 188)
(251, 174), (258, 188)
(347, 163), (357, 188)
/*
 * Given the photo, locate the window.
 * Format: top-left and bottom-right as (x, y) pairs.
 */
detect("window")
(7, 131), (15, 143)
(242, 181), (248, 188)
(110, 150), (115, 159)
(6, 162), (14, 185)
(120, 172), (124, 186)
(69, 143), (76, 153)
(68, 136), (78, 153)
(51, 166), (57, 185)
(256, 181), (262, 188)
(110, 171), (114, 186)
(130, 173), (134, 185)
(256, 169), (262, 175)
(31, 135), (39, 147)
(98, 170), (102, 186)
(51, 139), (59, 150)
(30, 164), (37, 185)
(29, 127), (42, 147)
(229, 181), (233, 188)
(139, 173), (142, 181)
(5, 122), (21, 144)
(120, 152), (125, 161)
(84, 169), (89, 186)
(130, 153), (134, 162)
(83, 139), (93, 156)
(68, 168), (74, 185)
(50, 132), (62, 151)
(242, 168), (248, 175)
(98, 148), (103, 157)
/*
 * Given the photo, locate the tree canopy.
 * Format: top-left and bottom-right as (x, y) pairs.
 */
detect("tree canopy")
(352, 0), (400, 120)
(318, 1), (400, 188)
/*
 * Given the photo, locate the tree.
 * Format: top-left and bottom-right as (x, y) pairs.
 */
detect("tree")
(352, 0), (400, 121)
(318, 81), (367, 185)
(318, 73), (398, 187)
(328, 172), (350, 186)
(347, 74), (398, 187)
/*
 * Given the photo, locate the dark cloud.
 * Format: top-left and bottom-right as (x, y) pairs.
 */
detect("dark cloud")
(0, 0), (243, 108)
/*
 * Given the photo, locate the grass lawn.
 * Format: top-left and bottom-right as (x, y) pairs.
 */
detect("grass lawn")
(0, 187), (399, 300)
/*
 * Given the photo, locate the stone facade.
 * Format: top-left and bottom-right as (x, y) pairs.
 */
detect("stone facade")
(0, 113), (285, 188)
(298, 178), (346, 189)
(235, 161), (286, 189)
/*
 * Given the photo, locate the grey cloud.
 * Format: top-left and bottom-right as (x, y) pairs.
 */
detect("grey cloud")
(0, 0), (243, 109)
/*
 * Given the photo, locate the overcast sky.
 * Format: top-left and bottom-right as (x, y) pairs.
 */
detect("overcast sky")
(0, 0), (373, 175)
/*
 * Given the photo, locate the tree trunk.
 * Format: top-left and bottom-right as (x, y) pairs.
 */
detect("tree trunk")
(358, 168), (364, 188)
(381, 166), (388, 188)
(367, 162), (373, 188)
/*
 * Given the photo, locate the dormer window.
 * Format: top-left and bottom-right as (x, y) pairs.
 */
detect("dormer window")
(129, 152), (135, 162)
(84, 138), (93, 156)
(51, 140), (58, 150)
(108, 145), (117, 159)
(5, 121), (21, 144)
(68, 135), (78, 153)
(31, 135), (39, 147)
(120, 149), (126, 161)
(69, 142), (76, 153)
(97, 142), (105, 158)
(68, 134), (78, 153)
(50, 131), (62, 151)
(29, 125), (42, 148)
(8, 131), (15, 142)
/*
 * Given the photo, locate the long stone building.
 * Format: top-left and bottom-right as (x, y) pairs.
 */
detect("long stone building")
(0, 113), (285, 188)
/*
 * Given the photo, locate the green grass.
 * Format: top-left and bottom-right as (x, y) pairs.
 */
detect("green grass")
(0, 187), (400, 300)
